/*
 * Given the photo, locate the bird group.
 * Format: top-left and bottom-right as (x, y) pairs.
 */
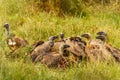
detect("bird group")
(3, 23), (120, 68)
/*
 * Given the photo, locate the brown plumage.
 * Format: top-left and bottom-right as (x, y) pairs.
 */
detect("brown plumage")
(28, 40), (45, 55)
(55, 35), (86, 63)
(96, 31), (120, 61)
(4, 23), (28, 51)
(52, 34), (86, 57)
(30, 36), (58, 62)
(80, 33), (92, 61)
(105, 44), (120, 62)
(81, 33), (98, 60)
(65, 37), (86, 57)
(51, 33), (66, 54)
(63, 36), (89, 64)
(83, 33), (113, 62)
(32, 40), (44, 48)
(40, 44), (70, 68)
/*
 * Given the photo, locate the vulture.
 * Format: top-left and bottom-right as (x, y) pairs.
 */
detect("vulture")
(60, 32), (65, 42)
(81, 33), (93, 61)
(97, 31), (120, 62)
(30, 40), (45, 53)
(105, 44), (120, 62)
(96, 31), (119, 61)
(52, 33), (86, 58)
(62, 36), (87, 64)
(32, 40), (44, 48)
(4, 23), (28, 52)
(65, 36), (86, 57)
(96, 31), (107, 44)
(51, 33), (66, 54)
(40, 44), (70, 68)
(81, 33), (112, 61)
(30, 36), (58, 62)
(81, 33), (92, 46)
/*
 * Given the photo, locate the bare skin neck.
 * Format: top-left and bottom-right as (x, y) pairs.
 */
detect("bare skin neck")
(59, 46), (64, 55)
(49, 39), (54, 47)
(5, 27), (10, 37)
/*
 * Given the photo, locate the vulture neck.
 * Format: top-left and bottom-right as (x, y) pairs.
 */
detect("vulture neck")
(86, 38), (92, 47)
(5, 27), (10, 38)
(59, 46), (64, 55)
(49, 40), (54, 47)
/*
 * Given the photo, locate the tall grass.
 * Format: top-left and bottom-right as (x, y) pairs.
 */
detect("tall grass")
(0, 0), (120, 80)
(0, 58), (120, 80)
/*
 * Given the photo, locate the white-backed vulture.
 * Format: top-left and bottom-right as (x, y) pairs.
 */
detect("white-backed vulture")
(51, 33), (66, 54)
(40, 44), (70, 68)
(81, 33), (112, 61)
(65, 37), (86, 57)
(105, 44), (120, 62)
(30, 36), (58, 62)
(4, 23), (28, 51)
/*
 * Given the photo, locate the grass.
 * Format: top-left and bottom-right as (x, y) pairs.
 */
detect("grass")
(0, 0), (120, 80)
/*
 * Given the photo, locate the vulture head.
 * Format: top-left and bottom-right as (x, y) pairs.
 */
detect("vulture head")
(59, 44), (70, 55)
(96, 31), (107, 37)
(49, 35), (58, 47)
(81, 33), (91, 40)
(96, 35), (106, 43)
(60, 32), (64, 40)
(4, 23), (10, 36)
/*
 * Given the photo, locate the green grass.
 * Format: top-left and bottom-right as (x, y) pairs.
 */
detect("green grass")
(0, 0), (120, 80)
